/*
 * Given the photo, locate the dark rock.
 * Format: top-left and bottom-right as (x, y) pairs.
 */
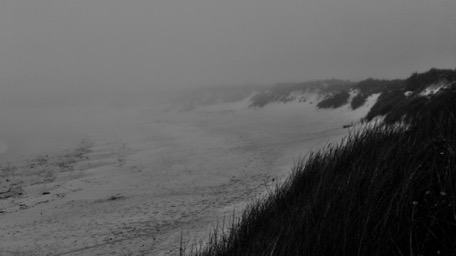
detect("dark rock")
(109, 194), (125, 201)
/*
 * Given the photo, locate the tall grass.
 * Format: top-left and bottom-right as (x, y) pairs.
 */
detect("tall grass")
(186, 88), (456, 255)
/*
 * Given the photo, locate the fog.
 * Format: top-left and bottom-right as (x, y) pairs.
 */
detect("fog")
(1, 0), (455, 159)
(1, 1), (456, 253)
(1, 1), (455, 91)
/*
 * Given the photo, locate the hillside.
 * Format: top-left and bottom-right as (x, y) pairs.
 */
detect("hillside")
(365, 69), (456, 123)
(184, 69), (456, 255)
(175, 69), (456, 123)
(249, 79), (354, 108)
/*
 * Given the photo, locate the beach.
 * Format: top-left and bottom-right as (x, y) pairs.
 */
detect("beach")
(0, 99), (373, 255)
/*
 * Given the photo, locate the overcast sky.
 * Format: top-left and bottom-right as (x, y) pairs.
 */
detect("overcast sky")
(1, 0), (455, 98)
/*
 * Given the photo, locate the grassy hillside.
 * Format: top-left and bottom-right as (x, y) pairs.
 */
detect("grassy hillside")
(176, 69), (456, 117)
(249, 80), (353, 108)
(350, 79), (403, 109)
(184, 71), (456, 255)
(365, 69), (456, 123)
(316, 90), (350, 109)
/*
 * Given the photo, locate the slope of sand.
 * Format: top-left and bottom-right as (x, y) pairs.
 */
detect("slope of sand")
(0, 98), (376, 255)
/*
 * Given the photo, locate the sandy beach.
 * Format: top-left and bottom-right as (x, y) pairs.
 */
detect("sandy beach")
(0, 98), (375, 255)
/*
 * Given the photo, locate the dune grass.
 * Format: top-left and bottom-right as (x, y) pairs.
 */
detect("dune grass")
(184, 87), (456, 255)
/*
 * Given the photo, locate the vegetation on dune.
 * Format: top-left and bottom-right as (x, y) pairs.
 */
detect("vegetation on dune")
(405, 68), (456, 92)
(365, 69), (456, 123)
(183, 70), (456, 255)
(249, 80), (353, 108)
(364, 88), (407, 121)
(316, 90), (350, 109)
(248, 78), (406, 110)
(177, 68), (456, 114)
(350, 79), (403, 110)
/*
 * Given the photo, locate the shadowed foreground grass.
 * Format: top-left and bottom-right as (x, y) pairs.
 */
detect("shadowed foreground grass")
(184, 88), (456, 255)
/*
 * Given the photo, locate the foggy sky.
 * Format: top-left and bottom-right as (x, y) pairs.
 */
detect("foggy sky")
(1, 0), (455, 101)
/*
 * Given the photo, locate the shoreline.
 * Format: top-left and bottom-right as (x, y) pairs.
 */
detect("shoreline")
(0, 103), (362, 255)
